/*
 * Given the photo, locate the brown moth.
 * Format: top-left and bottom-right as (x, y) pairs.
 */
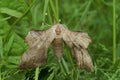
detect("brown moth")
(18, 24), (93, 72)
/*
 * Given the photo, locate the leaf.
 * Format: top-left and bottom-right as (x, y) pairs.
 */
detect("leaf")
(10, 33), (27, 56)
(47, 66), (58, 80)
(5, 64), (17, 68)
(4, 34), (14, 56)
(0, 37), (3, 58)
(117, 43), (120, 57)
(0, 7), (23, 18)
(61, 58), (69, 73)
(0, 16), (11, 21)
(7, 56), (20, 64)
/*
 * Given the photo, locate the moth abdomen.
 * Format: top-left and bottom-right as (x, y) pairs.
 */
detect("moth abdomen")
(52, 38), (63, 62)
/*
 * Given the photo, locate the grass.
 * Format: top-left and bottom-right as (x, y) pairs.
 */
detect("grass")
(113, 0), (117, 64)
(0, 0), (120, 80)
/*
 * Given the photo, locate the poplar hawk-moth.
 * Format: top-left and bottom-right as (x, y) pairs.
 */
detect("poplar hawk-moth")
(18, 24), (93, 72)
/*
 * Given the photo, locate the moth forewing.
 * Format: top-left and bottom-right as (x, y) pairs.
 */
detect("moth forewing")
(25, 31), (37, 47)
(76, 32), (92, 48)
(19, 29), (56, 69)
(81, 49), (93, 72)
(62, 26), (93, 72)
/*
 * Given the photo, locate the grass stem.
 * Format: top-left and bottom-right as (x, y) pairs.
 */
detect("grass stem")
(35, 67), (39, 80)
(113, 0), (117, 64)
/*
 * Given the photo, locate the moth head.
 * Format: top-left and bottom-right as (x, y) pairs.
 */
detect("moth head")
(52, 24), (65, 38)
(55, 25), (62, 35)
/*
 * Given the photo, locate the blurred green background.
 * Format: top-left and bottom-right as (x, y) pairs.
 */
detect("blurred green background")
(0, 0), (120, 80)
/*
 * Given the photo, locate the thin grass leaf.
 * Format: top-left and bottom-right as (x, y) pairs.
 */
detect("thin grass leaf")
(65, 47), (74, 69)
(48, 7), (53, 24)
(80, 0), (93, 23)
(47, 66), (58, 80)
(55, 0), (59, 22)
(42, 0), (49, 25)
(111, 69), (120, 79)
(32, 4), (40, 27)
(49, 0), (59, 22)
(113, 0), (117, 64)
(99, 69), (111, 79)
(0, 7), (23, 18)
(117, 44), (120, 57)
(7, 56), (20, 64)
(34, 67), (39, 80)
(0, 17), (11, 21)
(4, 34), (14, 56)
(47, 72), (55, 80)
(0, 71), (1, 80)
(0, 37), (3, 59)
(61, 58), (69, 73)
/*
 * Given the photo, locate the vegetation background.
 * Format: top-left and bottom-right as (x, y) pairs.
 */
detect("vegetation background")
(0, 0), (119, 80)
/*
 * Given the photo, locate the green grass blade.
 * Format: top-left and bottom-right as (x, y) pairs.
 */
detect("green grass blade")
(113, 0), (117, 64)
(0, 66), (1, 80)
(50, 0), (59, 23)
(4, 34), (14, 56)
(34, 67), (39, 80)
(0, 37), (3, 59)
(61, 58), (69, 74)
(0, 37), (2, 80)
(55, 0), (59, 22)
(80, 0), (92, 23)
(42, 0), (49, 25)
(48, 7), (53, 24)
(0, 7), (23, 18)
(32, 4), (40, 27)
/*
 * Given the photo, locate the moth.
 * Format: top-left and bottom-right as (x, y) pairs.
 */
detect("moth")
(18, 24), (93, 72)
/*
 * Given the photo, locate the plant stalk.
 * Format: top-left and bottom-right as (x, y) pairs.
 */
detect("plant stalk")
(113, 0), (117, 64)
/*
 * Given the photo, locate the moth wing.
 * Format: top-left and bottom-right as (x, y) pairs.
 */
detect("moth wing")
(73, 47), (93, 72)
(63, 29), (91, 49)
(63, 29), (93, 72)
(25, 30), (45, 47)
(19, 28), (55, 69)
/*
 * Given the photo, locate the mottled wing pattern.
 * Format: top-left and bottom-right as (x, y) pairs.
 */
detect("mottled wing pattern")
(63, 29), (93, 72)
(25, 30), (45, 47)
(18, 29), (55, 69)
